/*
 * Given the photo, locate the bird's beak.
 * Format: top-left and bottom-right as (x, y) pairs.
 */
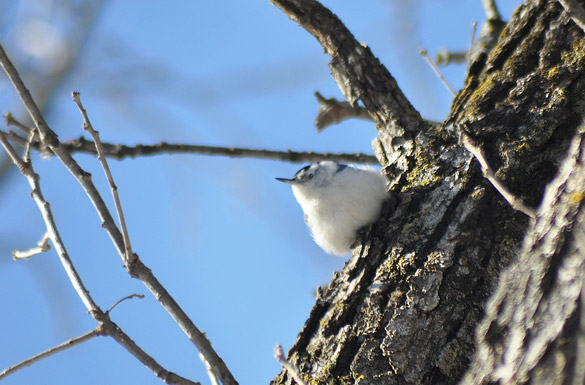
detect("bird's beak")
(276, 177), (295, 185)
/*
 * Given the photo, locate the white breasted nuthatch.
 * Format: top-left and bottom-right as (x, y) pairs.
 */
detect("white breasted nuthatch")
(277, 161), (388, 256)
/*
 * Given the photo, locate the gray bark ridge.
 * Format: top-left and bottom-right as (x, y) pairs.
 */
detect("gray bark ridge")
(463, 126), (585, 385)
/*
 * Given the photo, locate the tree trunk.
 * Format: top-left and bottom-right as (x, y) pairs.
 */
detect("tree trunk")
(271, 0), (585, 384)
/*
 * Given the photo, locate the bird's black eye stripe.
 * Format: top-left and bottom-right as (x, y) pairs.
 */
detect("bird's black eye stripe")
(308, 174), (314, 179)
(294, 165), (312, 180)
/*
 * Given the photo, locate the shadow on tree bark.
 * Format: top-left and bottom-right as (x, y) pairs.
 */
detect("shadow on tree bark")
(271, 0), (585, 384)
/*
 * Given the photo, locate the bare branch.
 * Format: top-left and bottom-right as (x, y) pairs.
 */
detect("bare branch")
(199, 353), (221, 385)
(0, 44), (239, 385)
(0, 131), (201, 385)
(270, 0), (425, 139)
(0, 44), (126, 256)
(274, 345), (309, 385)
(460, 132), (536, 218)
(72, 91), (134, 264)
(314, 91), (373, 132)
(4, 126), (379, 165)
(129, 260), (238, 384)
(0, 130), (100, 312)
(558, 0), (585, 33)
(106, 293), (145, 314)
(12, 232), (51, 260)
(63, 137), (379, 165)
(0, 329), (101, 380)
(95, 313), (201, 385)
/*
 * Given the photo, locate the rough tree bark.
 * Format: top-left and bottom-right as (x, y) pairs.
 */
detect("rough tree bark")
(271, 0), (585, 384)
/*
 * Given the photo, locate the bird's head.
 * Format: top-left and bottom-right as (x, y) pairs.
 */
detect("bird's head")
(276, 161), (346, 188)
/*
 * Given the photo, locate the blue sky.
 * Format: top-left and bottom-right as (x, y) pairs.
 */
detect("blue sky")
(0, 1), (521, 384)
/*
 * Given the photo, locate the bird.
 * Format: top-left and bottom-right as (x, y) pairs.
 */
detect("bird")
(276, 161), (388, 256)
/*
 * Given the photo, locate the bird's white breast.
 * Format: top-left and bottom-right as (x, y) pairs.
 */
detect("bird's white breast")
(292, 167), (387, 255)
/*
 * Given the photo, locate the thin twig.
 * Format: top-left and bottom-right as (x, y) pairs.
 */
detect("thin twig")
(0, 45), (125, 256)
(69, 139), (379, 164)
(22, 126), (38, 163)
(274, 345), (308, 385)
(314, 91), (373, 132)
(3, 112), (31, 133)
(106, 293), (145, 314)
(0, 44), (238, 385)
(468, 21), (478, 67)
(72, 91), (134, 264)
(558, 0), (585, 33)
(420, 45), (534, 218)
(13, 232), (51, 260)
(3, 127), (379, 165)
(419, 49), (457, 96)
(0, 130), (99, 312)
(460, 132), (536, 218)
(0, 329), (101, 380)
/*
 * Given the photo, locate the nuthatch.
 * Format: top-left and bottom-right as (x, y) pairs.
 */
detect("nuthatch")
(277, 161), (388, 256)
